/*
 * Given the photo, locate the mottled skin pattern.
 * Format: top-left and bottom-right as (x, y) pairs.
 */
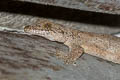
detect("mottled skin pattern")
(24, 20), (120, 64)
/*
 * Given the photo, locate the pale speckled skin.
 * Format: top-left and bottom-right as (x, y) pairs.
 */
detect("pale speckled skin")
(24, 20), (120, 64)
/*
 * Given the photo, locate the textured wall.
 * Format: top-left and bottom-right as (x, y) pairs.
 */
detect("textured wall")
(0, 30), (120, 80)
(0, 0), (120, 80)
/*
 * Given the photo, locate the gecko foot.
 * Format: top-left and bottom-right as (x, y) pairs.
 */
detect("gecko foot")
(56, 49), (77, 64)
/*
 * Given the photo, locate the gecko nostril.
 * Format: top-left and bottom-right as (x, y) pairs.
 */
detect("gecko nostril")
(24, 27), (28, 32)
(24, 25), (29, 30)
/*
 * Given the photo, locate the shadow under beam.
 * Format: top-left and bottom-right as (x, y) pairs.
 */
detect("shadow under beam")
(0, 0), (120, 27)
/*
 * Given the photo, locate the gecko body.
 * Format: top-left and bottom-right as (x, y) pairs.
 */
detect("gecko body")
(24, 20), (120, 64)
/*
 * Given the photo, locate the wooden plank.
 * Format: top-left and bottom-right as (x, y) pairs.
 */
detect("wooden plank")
(0, 29), (120, 80)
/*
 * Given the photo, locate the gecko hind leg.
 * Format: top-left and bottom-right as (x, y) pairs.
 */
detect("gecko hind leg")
(56, 44), (84, 64)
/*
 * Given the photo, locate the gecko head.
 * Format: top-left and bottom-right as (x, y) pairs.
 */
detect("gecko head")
(24, 20), (66, 42)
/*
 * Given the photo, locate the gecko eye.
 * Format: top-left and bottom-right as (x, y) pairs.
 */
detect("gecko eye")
(43, 23), (52, 30)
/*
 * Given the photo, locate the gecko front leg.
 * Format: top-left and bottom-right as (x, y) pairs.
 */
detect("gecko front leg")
(56, 43), (84, 64)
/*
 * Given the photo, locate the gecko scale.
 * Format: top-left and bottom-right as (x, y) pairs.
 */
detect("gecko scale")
(24, 20), (120, 64)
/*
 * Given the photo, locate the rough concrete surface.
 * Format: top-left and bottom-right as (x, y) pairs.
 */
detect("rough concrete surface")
(0, 0), (120, 80)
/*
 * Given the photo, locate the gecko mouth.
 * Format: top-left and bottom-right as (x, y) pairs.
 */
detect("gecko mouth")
(29, 29), (55, 40)
(28, 30), (49, 37)
(35, 30), (50, 36)
(24, 26), (49, 35)
(27, 29), (49, 35)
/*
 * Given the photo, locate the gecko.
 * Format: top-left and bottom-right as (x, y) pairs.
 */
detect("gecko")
(24, 20), (120, 64)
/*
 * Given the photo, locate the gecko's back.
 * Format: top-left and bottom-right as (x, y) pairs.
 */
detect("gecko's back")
(75, 30), (120, 63)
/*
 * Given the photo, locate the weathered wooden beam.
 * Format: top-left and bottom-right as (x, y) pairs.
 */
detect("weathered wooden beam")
(0, 29), (120, 80)
(1, 0), (120, 16)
